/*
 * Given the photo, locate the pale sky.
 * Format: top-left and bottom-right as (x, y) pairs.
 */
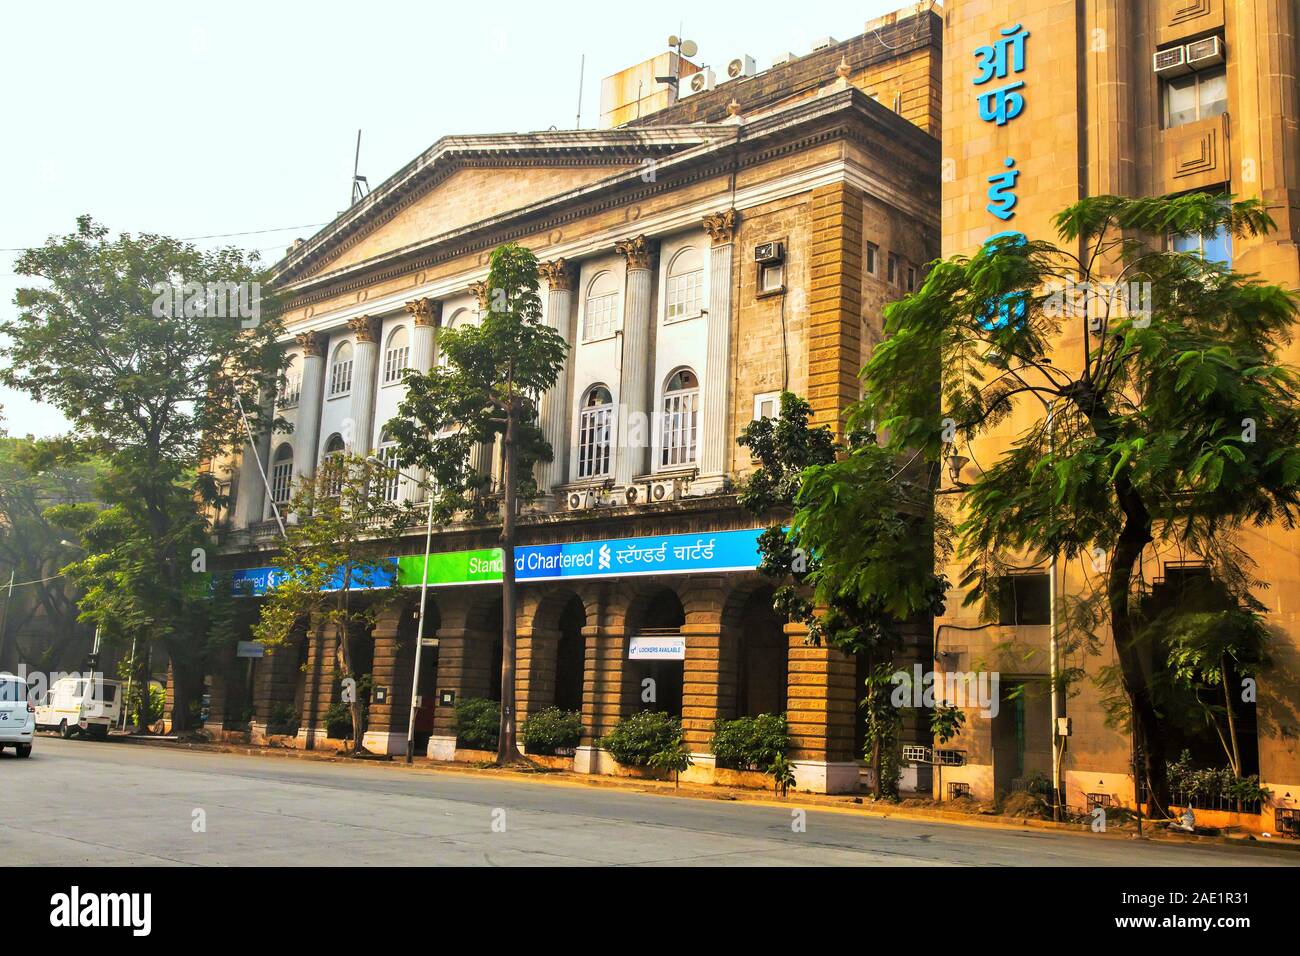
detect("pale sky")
(0, 0), (904, 438)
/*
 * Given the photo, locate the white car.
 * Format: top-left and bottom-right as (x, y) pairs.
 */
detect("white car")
(0, 673), (35, 758)
(34, 675), (120, 739)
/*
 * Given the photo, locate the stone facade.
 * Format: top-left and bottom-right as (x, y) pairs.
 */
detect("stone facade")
(205, 12), (942, 794)
(937, 0), (1300, 821)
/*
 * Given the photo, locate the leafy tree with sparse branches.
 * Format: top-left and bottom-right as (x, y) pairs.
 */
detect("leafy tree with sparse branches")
(859, 191), (1300, 816)
(388, 243), (567, 764)
(0, 217), (284, 731)
(252, 453), (414, 754)
(737, 392), (948, 797)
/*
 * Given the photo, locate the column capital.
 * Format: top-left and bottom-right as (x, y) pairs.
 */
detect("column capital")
(295, 331), (324, 357)
(614, 234), (657, 271)
(702, 208), (739, 245)
(347, 315), (378, 343)
(404, 297), (441, 327)
(539, 257), (576, 292)
(468, 280), (490, 312)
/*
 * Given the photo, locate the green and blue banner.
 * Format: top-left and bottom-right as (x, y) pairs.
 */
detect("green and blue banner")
(229, 527), (764, 596)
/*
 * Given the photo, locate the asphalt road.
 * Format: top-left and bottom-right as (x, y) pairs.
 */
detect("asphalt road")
(3, 737), (1296, 867)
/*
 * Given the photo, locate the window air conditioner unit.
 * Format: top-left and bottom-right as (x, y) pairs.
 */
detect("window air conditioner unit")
(648, 478), (681, 503)
(680, 68), (715, 97)
(1185, 36), (1224, 69)
(754, 241), (785, 264)
(623, 483), (650, 506)
(1153, 46), (1190, 77)
(722, 55), (756, 82)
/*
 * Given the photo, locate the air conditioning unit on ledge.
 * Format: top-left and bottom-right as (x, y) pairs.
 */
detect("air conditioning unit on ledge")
(565, 489), (599, 511)
(648, 478), (681, 504)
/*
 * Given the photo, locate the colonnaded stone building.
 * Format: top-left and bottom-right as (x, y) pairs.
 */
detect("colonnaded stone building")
(937, 0), (1300, 829)
(203, 7), (943, 792)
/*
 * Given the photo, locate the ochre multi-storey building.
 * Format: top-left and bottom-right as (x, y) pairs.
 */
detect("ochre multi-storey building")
(936, 0), (1300, 826)
(203, 8), (942, 793)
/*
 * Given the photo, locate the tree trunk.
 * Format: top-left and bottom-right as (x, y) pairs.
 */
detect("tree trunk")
(1072, 385), (1171, 817)
(497, 405), (522, 764)
(168, 651), (205, 734)
(1221, 657), (1242, 778)
(136, 643), (153, 733)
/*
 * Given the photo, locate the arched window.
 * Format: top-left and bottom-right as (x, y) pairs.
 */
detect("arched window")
(383, 326), (409, 384)
(583, 271), (618, 341)
(438, 309), (471, 367)
(577, 384), (614, 479)
(322, 434), (346, 496)
(270, 443), (294, 506)
(329, 341), (353, 396)
(660, 368), (699, 468)
(665, 247), (703, 321)
(376, 429), (401, 502)
(278, 354), (301, 408)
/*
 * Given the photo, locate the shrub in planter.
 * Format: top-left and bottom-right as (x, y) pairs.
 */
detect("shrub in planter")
(521, 707), (583, 755)
(710, 714), (789, 771)
(455, 697), (500, 751)
(601, 710), (684, 767)
(324, 701), (353, 740)
(267, 702), (300, 736)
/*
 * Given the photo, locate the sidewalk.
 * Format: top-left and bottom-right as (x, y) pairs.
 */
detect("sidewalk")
(97, 731), (1300, 857)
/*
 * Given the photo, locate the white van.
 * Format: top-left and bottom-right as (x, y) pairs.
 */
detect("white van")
(0, 673), (34, 757)
(34, 676), (121, 740)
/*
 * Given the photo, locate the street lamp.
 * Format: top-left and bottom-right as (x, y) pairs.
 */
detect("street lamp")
(367, 456), (436, 764)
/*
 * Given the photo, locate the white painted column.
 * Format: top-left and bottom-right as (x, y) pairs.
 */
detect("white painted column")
(404, 297), (440, 501)
(700, 209), (738, 483)
(346, 316), (379, 456)
(536, 258), (575, 498)
(291, 332), (326, 484)
(614, 235), (655, 488)
(468, 282), (496, 491)
(234, 391), (273, 528)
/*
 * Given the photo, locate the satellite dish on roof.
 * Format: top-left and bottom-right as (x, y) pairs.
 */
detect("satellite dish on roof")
(680, 39), (698, 57)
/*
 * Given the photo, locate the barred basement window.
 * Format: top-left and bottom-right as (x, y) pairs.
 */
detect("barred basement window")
(660, 368), (699, 468)
(383, 326), (409, 384)
(329, 341), (353, 396)
(577, 385), (613, 479)
(270, 444), (294, 506)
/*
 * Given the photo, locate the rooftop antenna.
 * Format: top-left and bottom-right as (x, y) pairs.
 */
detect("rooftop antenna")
(575, 54), (585, 128)
(657, 33), (698, 96)
(350, 129), (369, 206)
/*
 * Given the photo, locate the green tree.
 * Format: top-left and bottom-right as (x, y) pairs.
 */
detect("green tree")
(0, 435), (99, 672)
(861, 192), (1300, 815)
(1, 216), (285, 731)
(737, 392), (947, 798)
(388, 243), (566, 764)
(252, 453), (413, 754)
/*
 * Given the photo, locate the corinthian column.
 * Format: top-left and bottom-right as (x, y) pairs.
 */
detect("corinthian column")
(614, 235), (656, 487)
(700, 209), (738, 482)
(292, 332), (326, 485)
(404, 297), (441, 501)
(536, 258), (576, 498)
(347, 316), (380, 455)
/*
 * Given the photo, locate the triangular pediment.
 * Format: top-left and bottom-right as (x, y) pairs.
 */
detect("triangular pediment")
(277, 129), (722, 286)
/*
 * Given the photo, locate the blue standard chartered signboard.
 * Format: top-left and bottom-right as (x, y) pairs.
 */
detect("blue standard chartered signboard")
(228, 527), (765, 595)
(514, 529), (763, 583)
